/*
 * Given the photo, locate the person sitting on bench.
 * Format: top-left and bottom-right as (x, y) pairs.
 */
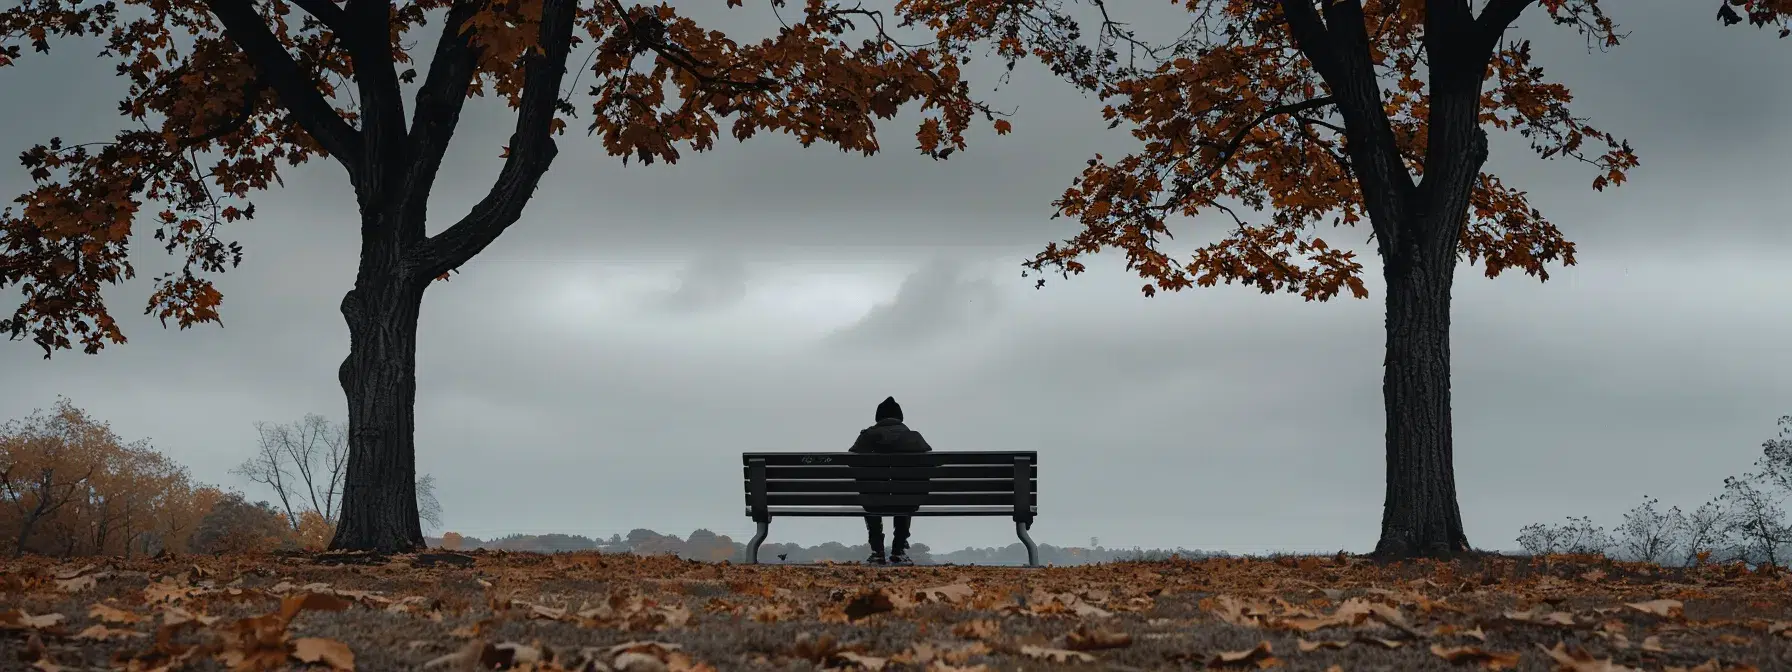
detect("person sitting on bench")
(850, 396), (931, 565)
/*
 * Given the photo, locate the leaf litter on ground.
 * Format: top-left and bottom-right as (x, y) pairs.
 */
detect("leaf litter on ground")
(0, 550), (1789, 670)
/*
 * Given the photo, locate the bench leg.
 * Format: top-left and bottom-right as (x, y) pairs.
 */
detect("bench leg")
(1015, 521), (1038, 567)
(747, 520), (769, 564)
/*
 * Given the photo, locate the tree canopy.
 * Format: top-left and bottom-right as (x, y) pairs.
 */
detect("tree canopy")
(897, 0), (1657, 298)
(894, 0), (1790, 556)
(0, 0), (999, 356)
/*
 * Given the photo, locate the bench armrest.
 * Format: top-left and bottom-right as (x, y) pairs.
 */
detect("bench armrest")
(747, 458), (770, 522)
(1012, 455), (1034, 523)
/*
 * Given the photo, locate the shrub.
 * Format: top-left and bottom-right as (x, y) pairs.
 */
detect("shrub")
(190, 493), (291, 554)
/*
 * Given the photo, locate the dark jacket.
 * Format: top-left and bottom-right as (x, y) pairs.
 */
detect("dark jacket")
(849, 418), (933, 455)
(850, 418), (931, 514)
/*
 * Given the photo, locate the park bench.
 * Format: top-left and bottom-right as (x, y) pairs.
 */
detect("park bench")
(742, 451), (1039, 566)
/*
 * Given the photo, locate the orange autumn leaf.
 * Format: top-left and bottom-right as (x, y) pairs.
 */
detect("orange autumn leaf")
(291, 637), (356, 671)
(1063, 623), (1132, 651)
(1537, 641), (1643, 672)
(1431, 643), (1522, 670)
(1208, 640), (1278, 669)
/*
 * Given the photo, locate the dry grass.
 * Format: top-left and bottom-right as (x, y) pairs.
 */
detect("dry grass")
(4, 550), (1791, 671)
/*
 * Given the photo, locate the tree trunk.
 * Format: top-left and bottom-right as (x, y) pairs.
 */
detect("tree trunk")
(327, 253), (426, 553)
(13, 518), (37, 557)
(1371, 212), (1471, 558)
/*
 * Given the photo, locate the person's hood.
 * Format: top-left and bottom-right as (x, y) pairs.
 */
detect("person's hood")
(875, 396), (903, 422)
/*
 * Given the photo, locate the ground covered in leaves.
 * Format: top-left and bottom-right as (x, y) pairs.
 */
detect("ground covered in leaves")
(4, 551), (1791, 671)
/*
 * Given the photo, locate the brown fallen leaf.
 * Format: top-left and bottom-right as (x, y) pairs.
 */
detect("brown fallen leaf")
(1537, 641), (1642, 672)
(74, 624), (145, 640)
(828, 651), (888, 670)
(292, 637), (356, 671)
(88, 603), (143, 624)
(1072, 601), (1113, 618)
(844, 590), (896, 621)
(1430, 643), (1522, 670)
(54, 563), (98, 580)
(0, 609), (66, 630)
(449, 621), (486, 639)
(1297, 639), (1349, 652)
(279, 592), (353, 619)
(1019, 645), (1095, 663)
(160, 606), (219, 627)
(142, 579), (202, 604)
(1064, 623), (1132, 651)
(895, 642), (939, 665)
(1640, 636), (1667, 652)
(529, 603), (567, 620)
(1434, 623), (1488, 641)
(1204, 595), (1271, 627)
(1665, 659), (1760, 672)
(1715, 633), (1751, 646)
(1208, 641), (1278, 669)
(952, 619), (1000, 640)
(55, 574), (97, 592)
(1504, 608), (1577, 626)
(896, 641), (990, 667)
(927, 665), (990, 672)
(1624, 599), (1684, 619)
(916, 583), (974, 604)
(216, 612), (295, 671)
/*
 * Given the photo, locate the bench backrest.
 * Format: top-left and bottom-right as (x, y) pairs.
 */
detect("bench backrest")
(741, 451), (1037, 522)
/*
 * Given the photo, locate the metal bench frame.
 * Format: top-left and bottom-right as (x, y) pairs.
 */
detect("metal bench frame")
(742, 451), (1039, 567)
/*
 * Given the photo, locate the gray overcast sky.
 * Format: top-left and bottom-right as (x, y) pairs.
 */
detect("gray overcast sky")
(2, 1), (1787, 554)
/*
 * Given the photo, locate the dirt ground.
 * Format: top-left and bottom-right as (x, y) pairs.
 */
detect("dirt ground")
(3, 550), (1790, 671)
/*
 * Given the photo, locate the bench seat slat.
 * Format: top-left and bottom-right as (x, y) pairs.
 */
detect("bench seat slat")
(746, 465), (1014, 480)
(742, 452), (1037, 467)
(746, 492), (1019, 507)
(746, 506), (1035, 517)
(749, 479), (1034, 494)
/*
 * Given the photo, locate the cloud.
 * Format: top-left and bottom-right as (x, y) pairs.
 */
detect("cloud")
(659, 252), (751, 313)
(826, 256), (1003, 351)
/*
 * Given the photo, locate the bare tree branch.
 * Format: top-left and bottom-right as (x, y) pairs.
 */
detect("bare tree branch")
(233, 422), (302, 531)
(416, 473), (441, 532)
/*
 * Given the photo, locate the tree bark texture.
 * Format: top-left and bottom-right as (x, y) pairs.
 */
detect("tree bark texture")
(1372, 238), (1470, 557)
(328, 254), (427, 553)
(1366, 83), (1485, 559)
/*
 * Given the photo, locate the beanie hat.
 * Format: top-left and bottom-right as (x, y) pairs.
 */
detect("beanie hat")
(875, 396), (903, 422)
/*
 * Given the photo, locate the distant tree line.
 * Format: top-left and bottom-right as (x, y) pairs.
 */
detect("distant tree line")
(3, 399), (328, 556)
(1518, 415), (1792, 567)
(1, 401), (447, 558)
(430, 528), (1229, 567)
